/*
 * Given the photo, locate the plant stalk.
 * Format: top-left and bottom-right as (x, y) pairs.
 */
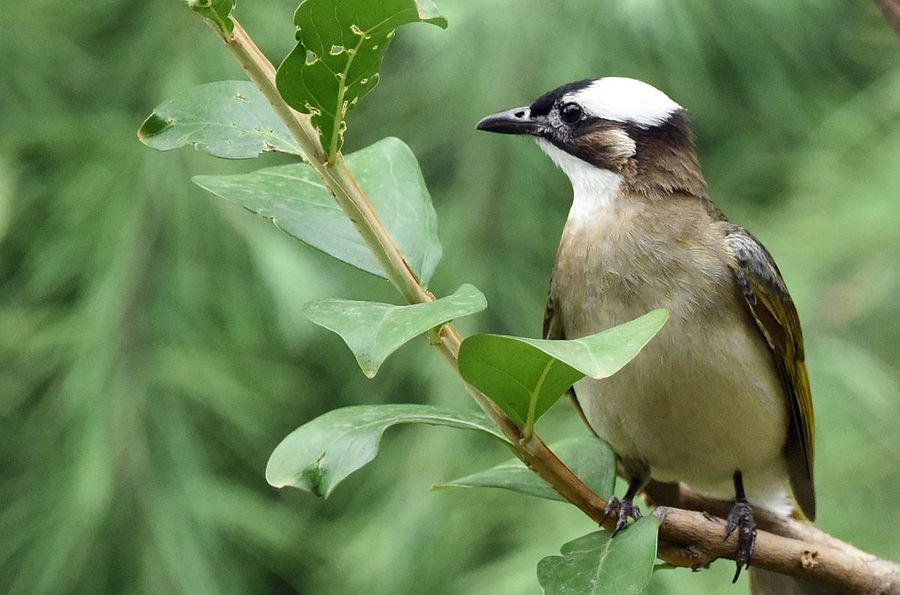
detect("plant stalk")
(202, 14), (900, 594)
(222, 12), (616, 531)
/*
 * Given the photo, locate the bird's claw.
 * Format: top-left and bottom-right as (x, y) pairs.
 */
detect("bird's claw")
(600, 496), (642, 536)
(725, 500), (757, 583)
(702, 510), (722, 524)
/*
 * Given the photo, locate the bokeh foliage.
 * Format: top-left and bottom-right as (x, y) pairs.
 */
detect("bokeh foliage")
(1, 1), (898, 594)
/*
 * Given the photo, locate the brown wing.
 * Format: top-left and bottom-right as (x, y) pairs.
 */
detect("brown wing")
(544, 288), (597, 436)
(724, 225), (816, 520)
(542, 288), (565, 341)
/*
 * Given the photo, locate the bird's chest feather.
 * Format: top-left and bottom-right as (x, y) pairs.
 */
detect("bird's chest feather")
(552, 197), (729, 329)
(551, 196), (789, 499)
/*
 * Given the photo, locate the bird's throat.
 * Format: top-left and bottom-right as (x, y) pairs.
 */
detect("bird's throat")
(536, 138), (625, 222)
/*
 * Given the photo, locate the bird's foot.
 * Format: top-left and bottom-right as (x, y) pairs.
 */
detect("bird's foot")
(725, 500), (757, 583)
(600, 496), (642, 536)
(702, 510), (722, 524)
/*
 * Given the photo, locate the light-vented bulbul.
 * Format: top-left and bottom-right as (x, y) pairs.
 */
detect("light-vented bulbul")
(477, 77), (816, 581)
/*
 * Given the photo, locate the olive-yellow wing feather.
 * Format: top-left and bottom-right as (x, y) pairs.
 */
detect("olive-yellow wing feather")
(724, 225), (816, 520)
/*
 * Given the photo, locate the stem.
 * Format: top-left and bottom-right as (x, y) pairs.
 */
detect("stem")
(875, 0), (900, 35)
(223, 22), (325, 166)
(225, 22), (427, 305)
(326, 31), (368, 161)
(223, 13), (612, 529)
(523, 360), (554, 440)
(204, 15), (900, 594)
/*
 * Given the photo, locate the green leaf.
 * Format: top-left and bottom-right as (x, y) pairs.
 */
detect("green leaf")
(537, 517), (659, 595)
(266, 404), (507, 497)
(434, 436), (615, 502)
(138, 81), (301, 159)
(457, 310), (668, 427)
(192, 136), (442, 282)
(276, 0), (448, 156)
(305, 284), (486, 378)
(187, 0), (236, 33)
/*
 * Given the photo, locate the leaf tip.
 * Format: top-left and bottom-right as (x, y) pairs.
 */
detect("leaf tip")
(137, 113), (173, 144)
(303, 452), (331, 497)
(267, 450), (332, 497)
(421, 15), (448, 29)
(415, 0), (449, 28)
(463, 284), (488, 310)
(190, 175), (210, 188)
(301, 300), (321, 318)
(356, 351), (383, 378)
(264, 458), (286, 489)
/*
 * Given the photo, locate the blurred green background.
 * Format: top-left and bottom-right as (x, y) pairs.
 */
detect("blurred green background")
(2, 0), (899, 593)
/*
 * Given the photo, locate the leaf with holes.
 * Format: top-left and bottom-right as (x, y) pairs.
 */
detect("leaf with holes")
(457, 310), (668, 428)
(266, 405), (507, 497)
(192, 137), (442, 281)
(305, 284), (486, 378)
(537, 517), (659, 594)
(276, 0), (448, 156)
(138, 81), (301, 159)
(434, 437), (616, 502)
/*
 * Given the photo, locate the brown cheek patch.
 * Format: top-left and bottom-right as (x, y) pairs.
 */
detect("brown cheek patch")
(576, 128), (636, 170)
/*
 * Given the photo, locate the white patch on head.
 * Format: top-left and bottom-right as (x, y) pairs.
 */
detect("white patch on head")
(565, 77), (681, 128)
(536, 138), (623, 221)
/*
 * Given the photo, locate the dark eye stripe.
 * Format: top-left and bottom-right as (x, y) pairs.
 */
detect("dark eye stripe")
(529, 79), (593, 116)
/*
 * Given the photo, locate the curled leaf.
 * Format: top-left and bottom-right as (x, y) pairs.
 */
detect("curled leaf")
(458, 310), (669, 427)
(192, 137), (442, 282)
(138, 81), (301, 159)
(187, 0), (236, 34)
(305, 284), (487, 378)
(276, 0), (448, 156)
(266, 404), (507, 497)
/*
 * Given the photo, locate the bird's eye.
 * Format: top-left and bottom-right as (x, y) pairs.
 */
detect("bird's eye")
(559, 103), (583, 124)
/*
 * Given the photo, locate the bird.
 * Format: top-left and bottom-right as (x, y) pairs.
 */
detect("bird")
(475, 77), (816, 583)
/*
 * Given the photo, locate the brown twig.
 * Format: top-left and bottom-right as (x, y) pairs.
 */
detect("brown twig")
(875, 0), (900, 35)
(655, 504), (898, 593)
(206, 14), (899, 594)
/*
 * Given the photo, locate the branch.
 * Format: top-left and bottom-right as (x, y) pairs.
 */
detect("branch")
(217, 19), (606, 518)
(875, 0), (900, 35)
(647, 484), (899, 593)
(206, 14), (900, 595)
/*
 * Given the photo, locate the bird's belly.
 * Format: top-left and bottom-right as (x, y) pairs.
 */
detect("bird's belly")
(574, 314), (789, 500)
(557, 259), (790, 505)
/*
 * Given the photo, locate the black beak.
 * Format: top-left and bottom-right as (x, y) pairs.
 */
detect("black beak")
(475, 106), (541, 135)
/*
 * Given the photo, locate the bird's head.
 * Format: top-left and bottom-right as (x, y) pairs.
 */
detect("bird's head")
(477, 77), (705, 197)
